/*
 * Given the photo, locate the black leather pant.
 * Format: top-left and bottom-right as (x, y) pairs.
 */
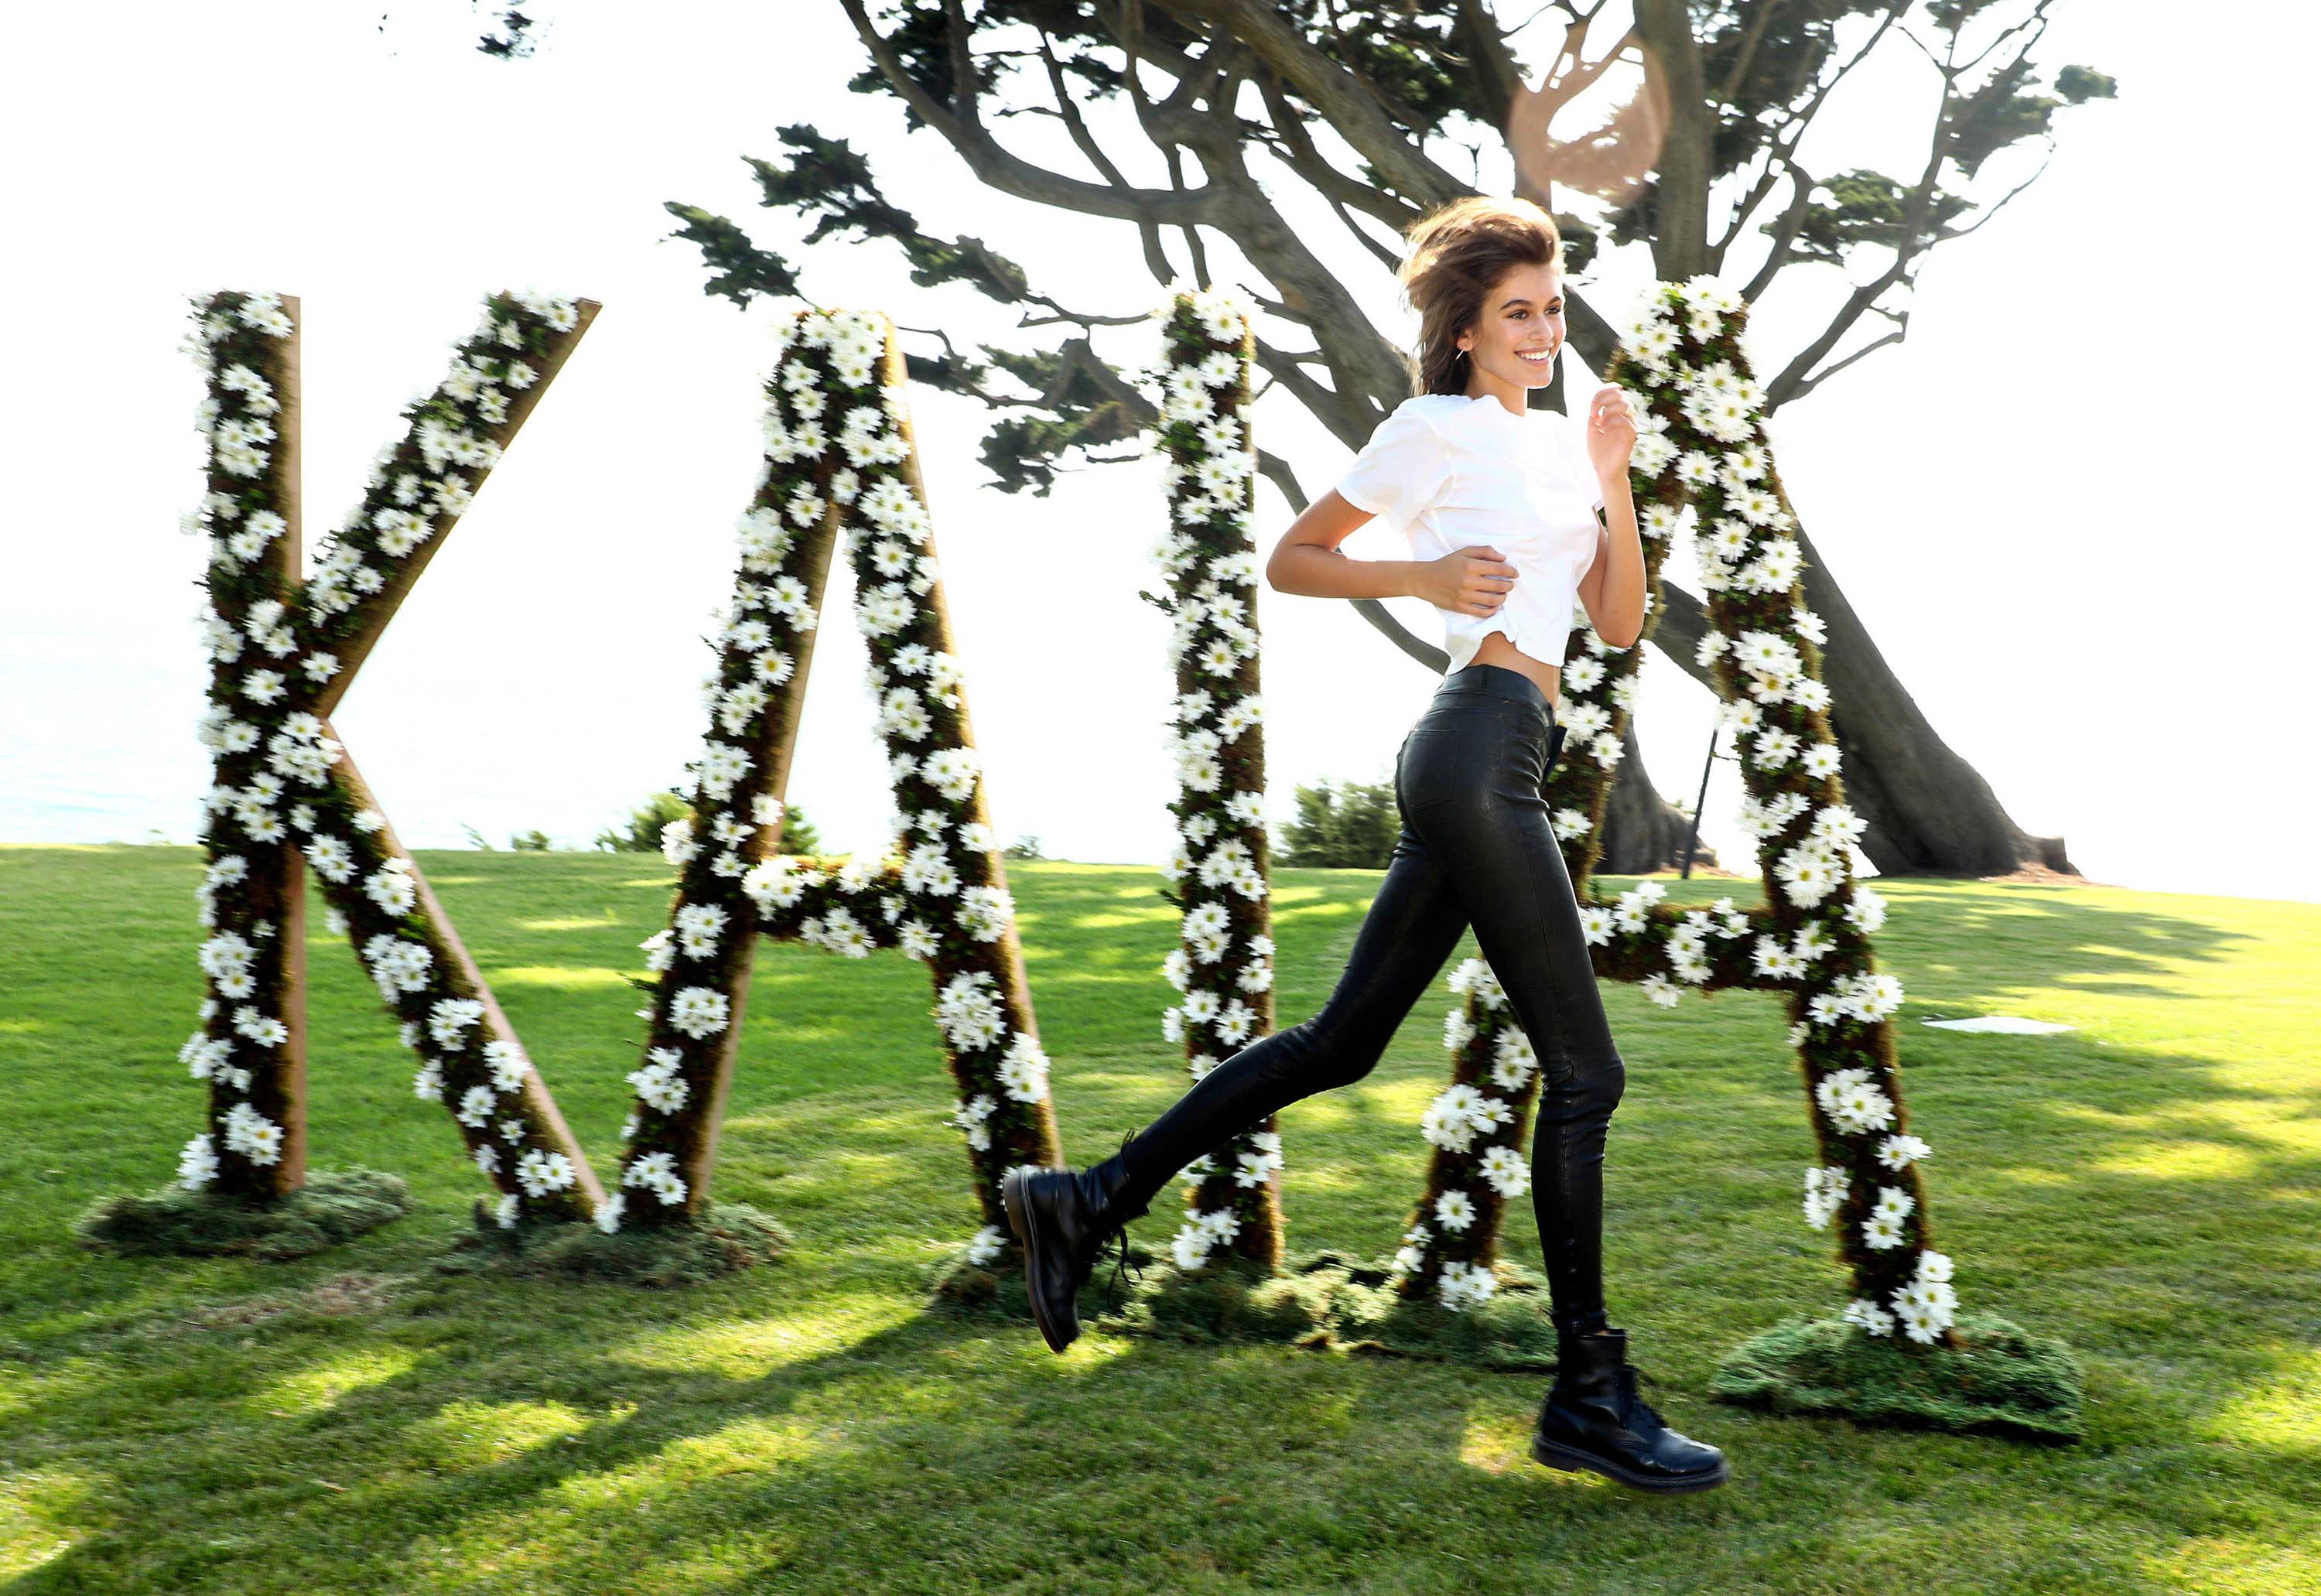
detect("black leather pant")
(1106, 662), (1625, 1335)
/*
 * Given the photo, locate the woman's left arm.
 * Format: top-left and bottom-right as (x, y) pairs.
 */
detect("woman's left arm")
(1574, 384), (1645, 648)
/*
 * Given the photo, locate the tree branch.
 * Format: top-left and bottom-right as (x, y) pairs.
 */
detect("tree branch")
(1736, 159), (1820, 301)
(1251, 72), (1413, 269)
(1776, 320), (1906, 407)
(1714, 2), (1906, 261)
(1711, 0), (1783, 109)
(1031, 27), (1176, 284)
(1150, 0), (1470, 207)
(1738, 157), (1816, 302)
(1126, 44), (1420, 417)
(838, 0), (1225, 227)
(1765, 251), (1911, 409)
(1930, 149), (2053, 242)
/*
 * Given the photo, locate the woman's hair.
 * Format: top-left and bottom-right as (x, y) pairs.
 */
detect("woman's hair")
(1396, 195), (1565, 398)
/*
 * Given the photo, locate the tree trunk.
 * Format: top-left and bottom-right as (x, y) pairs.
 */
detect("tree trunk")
(1593, 727), (1713, 875)
(1639, 562), (2072, 877)
(1796, 540), (2073, 874)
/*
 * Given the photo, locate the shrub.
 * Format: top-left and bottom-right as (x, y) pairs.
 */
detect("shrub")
(1276, 777), (1397, 869)
(593, 791), (820, 855)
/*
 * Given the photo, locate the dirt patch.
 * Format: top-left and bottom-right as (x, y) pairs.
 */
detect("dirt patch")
(163, 1271), (412, 1333)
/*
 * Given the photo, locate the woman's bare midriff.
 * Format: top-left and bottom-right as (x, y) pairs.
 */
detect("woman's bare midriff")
(1468, 628), (1560, 713)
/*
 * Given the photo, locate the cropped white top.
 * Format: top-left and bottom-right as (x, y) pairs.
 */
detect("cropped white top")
(1332, 392), (1605, 676)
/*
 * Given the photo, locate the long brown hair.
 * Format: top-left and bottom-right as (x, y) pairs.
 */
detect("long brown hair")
(1396, 196), (1565, 398)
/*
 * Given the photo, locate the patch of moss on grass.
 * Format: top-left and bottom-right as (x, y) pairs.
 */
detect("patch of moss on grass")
(1711, 1309), (2084, 1441)
(436, 1201), (791, 1287)
(73, 1166), (410, 1261)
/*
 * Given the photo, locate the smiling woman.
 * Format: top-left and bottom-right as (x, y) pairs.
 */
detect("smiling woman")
(1270, 197), (1645, 716)
(1002, 195), (1735, 1496)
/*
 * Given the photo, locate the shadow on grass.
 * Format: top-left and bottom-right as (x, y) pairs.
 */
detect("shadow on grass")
(7, 991), (2315, 1592)
(5, 851), (2315, 1591)
(1844, 877), (2261, 1006)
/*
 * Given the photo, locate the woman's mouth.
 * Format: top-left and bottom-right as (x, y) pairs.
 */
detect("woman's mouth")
(1517, 347), (1554, 365)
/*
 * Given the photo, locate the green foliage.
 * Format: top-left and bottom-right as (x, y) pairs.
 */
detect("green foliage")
(941, 1249), (2082, 1434)
(1781, 168), (1973, 265)
(1711, 1310), (2084, 1441)
(1276, 777), (1399, 869)
(473, 8), (540, 60)
(2054, 63), (2120, 104)
(780, 808), (824, 853)
(594, 790), (822, 856)
(933, 1240), (1335, 1348)
(663, 199), (802, 304)
(593, 790), (692, 854)
(1325, 1254), (1565, 1371)
(508, 829), (552, 852)
(1003, 834), (1045, 860)
(73, 1166), (411, 1261)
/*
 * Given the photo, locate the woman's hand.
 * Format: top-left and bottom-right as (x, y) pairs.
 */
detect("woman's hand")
(1411, 545), (1516, 616)
(1582, 384), (1638, 480)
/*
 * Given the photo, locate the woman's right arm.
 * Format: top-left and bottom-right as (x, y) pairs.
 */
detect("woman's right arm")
(1265, 490), (1517, 617)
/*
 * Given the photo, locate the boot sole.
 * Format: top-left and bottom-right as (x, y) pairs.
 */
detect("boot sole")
(1000, 1168), (1075, 1355)
(1530, 1432), (1730, 1494)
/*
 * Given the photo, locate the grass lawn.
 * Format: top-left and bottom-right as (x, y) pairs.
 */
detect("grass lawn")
(1, 843), (2315, 1594)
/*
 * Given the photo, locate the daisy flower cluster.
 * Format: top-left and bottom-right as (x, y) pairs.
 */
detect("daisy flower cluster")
(1607, 276), (1954, 1346)
(1142, 284), (1284, 1273)
(173, 289), (596, 1229)
(609, 307), (1058, 1258)
(1506, 336), (1786, 1017)
(173, 291), (308, 1196)
(184, 289), (579, 660)
(1389, 959), (1548, 1311)
(1535, 415), (1676, 837)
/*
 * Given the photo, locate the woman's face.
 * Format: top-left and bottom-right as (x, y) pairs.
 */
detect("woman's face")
(1457, 262), (1567, 393)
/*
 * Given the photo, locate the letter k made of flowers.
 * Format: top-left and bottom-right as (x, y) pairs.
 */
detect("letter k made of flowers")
(176, 289), (606, 1229)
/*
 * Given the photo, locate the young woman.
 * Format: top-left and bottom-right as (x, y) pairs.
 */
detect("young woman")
(1003, 196), (1729, 1495)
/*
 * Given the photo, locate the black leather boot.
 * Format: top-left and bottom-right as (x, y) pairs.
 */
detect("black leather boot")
(1530, 1326), (1730, 1493)
(999, 1146), (1150, 1354)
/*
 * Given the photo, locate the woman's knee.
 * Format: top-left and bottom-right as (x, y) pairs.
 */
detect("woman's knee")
(1542, 1044), (1625, 1123)
(1267, 1004), (1391, 1094)
(1596, 1047), (1627, 1114)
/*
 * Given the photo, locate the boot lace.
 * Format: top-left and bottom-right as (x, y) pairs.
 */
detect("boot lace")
(1097, 1130), (1146, 1315)
(1615, 1365), (1669, 1432)
(1100, 1226), (1143, 1314)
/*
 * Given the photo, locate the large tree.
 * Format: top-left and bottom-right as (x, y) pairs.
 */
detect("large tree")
(646, 0), (2107, 876)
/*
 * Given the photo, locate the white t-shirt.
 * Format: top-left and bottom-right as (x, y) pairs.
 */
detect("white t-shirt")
(1332, 392), (1605, 676)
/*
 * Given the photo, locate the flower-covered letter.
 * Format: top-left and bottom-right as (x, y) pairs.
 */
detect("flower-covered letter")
(173, 289), (605, 1234)
(1144, 282), (1283, 1273)
(604, 309), (1061, 1264)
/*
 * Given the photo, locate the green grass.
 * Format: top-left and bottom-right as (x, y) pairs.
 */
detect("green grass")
(2, 843), (2316, 1594)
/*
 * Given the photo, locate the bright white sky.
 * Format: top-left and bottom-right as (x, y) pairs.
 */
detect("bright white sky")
(2, 2), (2312, 903)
